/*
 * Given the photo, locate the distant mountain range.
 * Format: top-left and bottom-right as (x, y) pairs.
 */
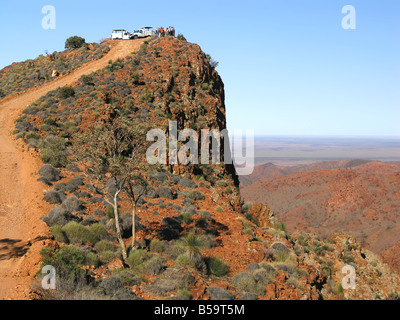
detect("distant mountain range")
(240, 159), (372, 186)
(241, 160), (400, 272)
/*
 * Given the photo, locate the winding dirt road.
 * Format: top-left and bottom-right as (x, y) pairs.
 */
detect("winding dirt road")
(0, 39), (145, 299)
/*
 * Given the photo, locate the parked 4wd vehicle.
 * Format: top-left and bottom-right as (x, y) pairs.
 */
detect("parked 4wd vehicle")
(131, 27), (155, 39)
(111, 29), (131, 40)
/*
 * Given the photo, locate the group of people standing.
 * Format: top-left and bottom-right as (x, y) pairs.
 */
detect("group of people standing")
(155, 26), (175, 37)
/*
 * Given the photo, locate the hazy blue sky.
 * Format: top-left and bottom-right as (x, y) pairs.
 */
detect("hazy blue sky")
(1, 0), (399, 137)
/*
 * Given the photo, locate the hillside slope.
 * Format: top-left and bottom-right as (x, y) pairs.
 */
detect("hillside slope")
(1, 36), (399, 300)
(0, 39), (145, 299)
(241, 161), (400, 265)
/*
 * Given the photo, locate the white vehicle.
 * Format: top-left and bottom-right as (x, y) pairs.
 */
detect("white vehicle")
(111, 29), (131, 40)
(131, 27), (155, 39)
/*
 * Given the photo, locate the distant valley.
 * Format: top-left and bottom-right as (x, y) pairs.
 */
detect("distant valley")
(240, 160), (400, 273)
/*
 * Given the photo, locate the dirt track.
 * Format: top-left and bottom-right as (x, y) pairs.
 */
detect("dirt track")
(0, 39), (145, 299)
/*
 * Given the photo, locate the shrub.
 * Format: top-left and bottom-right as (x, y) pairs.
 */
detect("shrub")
(176, 233), (207, 273)
(342, 253), (356, 264)
(142, 255), (165, 275)
(389, 292), (400, 301)
(199, 210), (212, 220)
(61, 196), (83, 212)
(126, 249), (151, 269)
(89, 223), (109, 240)
(253, 268), (276, 286)
(94, 240), (118, 253)
(41, 207), (80, 227)
(209, 59), (219, 69)
(43, 190), (65, 204)
(130, 72), (140, 84)
(97, 275), (123, 293)
(286, 276), (302, 290)
(43, 118), (57, 126)
(61, 221), (99, 245)
(156, 186), (175, 199)
(58, 86), (75, 100)
(207, 257), (229, 277)
(107, 59), (124, 72)
(150, 239), (165, 253)
(273, 262), (307, 278)
(232, 272), (265, 296)
(50, 225), (68, 243)
(40, 137), (68, 168)
(177, 289), (191, 300)
(274, 222), (287, 232)
(80, 75), (93, 85)
(23, 106), (40, 115)
(180, 212), (193, 224)
(201, 83), (209, 91)
(177, 34), (187, 41)
(112, 269), (143, 286)
(184, 190), (205, 201)
(143, 90), (153, 102)
(65, 36), (86, 49)
(178, 178), (197, 189)
(207, 287), (234, 300)
(175, 253), (195, 269)
(26, 132), (40, 140)
(41, 245), (86, 280)
(84, 252), (100, 267)
(98, 251), (120, 264)
(105, 205), (116, 219)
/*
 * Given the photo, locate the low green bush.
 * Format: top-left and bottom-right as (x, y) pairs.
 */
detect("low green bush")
(175, 253), (195, 269)
(41, 245), (86, 281)
(58, 87), (75, 100)
(112, 269), (143, 286)
(61, 221), (99, 245)
(232, 272), (265, 296)
(149, 239), (165, 253)
(89, 223), (109, 240)
(40, 137), (68, 168)
(84, 252), (100, 267)
(94, 240), (118, 253)
(98, 250), (120, 264)
(80, 75), (93, 85)
(50, 224), (68, 243)
(126, 249), (151, 269)
(65, 36), (86, 50)
(207, 257), (229, 277)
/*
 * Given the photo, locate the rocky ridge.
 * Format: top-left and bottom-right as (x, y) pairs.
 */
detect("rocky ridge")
(6, 36), (400, 300)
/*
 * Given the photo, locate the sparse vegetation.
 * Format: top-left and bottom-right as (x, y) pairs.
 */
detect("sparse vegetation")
(207, 257), (229, 277)
(61, 221), (99, 245)
(6, 35), (397, 302)
(58, 87), (75, 100)
(65, 36), (86, 50)
(175, 233), (207, 274)
(40, 137), (68, 168)
(232, 272), (265, 296)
